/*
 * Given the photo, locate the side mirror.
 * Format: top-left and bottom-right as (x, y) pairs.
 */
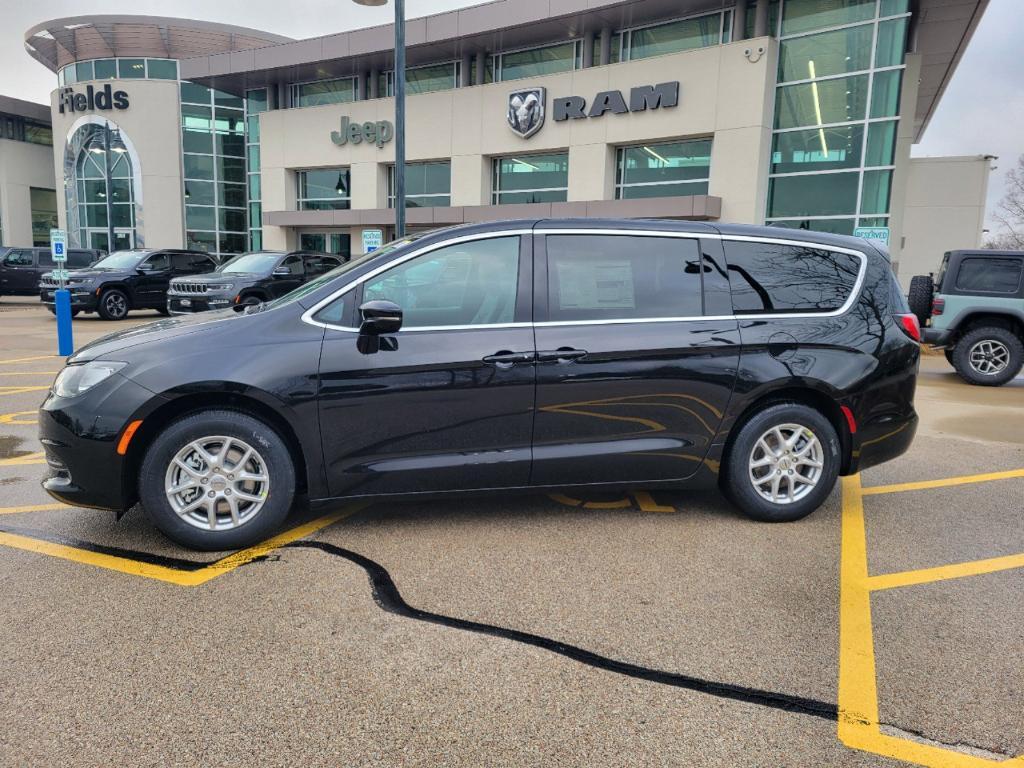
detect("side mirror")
(272, 266), (291, 277)
(136, 266), (152, 274)
(359, 299), (403, 335)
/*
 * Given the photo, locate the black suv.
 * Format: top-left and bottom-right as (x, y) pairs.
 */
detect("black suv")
(1, 246), (103, 297)
(39, 220), (920, 550)
(167, 250), (342, 314)
(40, 248), (217, 320)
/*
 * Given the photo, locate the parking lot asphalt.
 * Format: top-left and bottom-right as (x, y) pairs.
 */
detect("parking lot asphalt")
(0, 295), (1022, 767)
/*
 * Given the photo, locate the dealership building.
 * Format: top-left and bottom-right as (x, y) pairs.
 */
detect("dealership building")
(23, 0), (990, 283)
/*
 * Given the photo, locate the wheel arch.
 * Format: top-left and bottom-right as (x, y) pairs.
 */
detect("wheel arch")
(952, 310), (1024, 342)
(720, 383), (852, 480)
(97, 282), (135, 307)
(122, 389), (313, 508)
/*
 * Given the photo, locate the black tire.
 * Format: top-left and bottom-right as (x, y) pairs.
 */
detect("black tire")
(139, 410), (296, 550)
(239, 293), (263, 308)
(97, 288), (130, 320)
(722, 403), (841, 523)
(156, 306), (171, 316)
(951, 326), (1024, 387)
(944, 348), (954, 365)
(907, 275), (934, 325)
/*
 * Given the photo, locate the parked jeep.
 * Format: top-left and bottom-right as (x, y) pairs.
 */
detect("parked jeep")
(910, 250), (1024, 386)
(166, 250), (341, 314)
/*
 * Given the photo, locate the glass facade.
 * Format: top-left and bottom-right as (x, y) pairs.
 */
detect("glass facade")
(626, 12), (726, 60)
(30, 188), (57, 247)
(767, 0), (910, 235)
(66, 122), (137, 251)
(616, 140), (712, 199)
(292, 78), (356, 107)
(245, 88), (267, 250)
(388, 162), (451, 208)
(0, 113), (52, 146)
(181, 82), (248, 257)
(492, 153), (569, 204)
(496, 42), (580, 82)
(378, 63), (460, 96)
(58, 58), (178, 86)
(297, 168), (351, 210)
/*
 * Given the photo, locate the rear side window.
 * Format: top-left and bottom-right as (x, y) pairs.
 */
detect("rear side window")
(725, 241), (863, 314)
(544, 234), (702, 322)
(38, 251), (55, 267)
(67, 251), (95, 268)
(955, 257), (1023, 294)
(173, 252), (216, 273)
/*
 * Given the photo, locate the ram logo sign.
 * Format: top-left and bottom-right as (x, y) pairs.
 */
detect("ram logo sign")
(507, 87), (546, 139)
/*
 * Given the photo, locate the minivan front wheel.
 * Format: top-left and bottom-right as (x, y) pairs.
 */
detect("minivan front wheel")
(139, 410), (295, 550)
(723, 403), (840, 523)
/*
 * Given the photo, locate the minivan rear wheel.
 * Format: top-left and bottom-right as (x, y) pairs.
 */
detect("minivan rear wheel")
(139, 410), (295, 550)
(723, 403), (840, 523)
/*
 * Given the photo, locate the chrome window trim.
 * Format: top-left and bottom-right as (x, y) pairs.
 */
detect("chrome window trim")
(300, 229), (533, 331)
(301, 228), (869, 332)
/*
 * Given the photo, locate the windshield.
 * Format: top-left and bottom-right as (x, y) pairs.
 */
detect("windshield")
(262, 234), (430, 311)
(89, 250), (149, 269)
(219, 252), (283, 274)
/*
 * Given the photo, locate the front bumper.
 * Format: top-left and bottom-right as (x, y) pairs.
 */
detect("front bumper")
(167, 294), (235, 314)
(38, 372), (159, 512)
(40, 287), (99, 311)
(922, 327), (953, 346)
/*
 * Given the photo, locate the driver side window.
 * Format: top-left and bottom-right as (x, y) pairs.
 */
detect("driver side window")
(361, 236), (520, 328)
(144, 253), (170, 271)
(5, 250), (33, 266)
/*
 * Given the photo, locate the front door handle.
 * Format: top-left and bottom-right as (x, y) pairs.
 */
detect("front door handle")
(482, 350), (535, 368)
(536, 347), (588, 363)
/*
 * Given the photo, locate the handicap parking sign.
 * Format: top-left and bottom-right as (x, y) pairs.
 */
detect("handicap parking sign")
(50, 229), (68, 262)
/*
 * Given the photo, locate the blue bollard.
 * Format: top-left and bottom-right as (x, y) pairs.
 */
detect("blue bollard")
(55, 288), (74, 357)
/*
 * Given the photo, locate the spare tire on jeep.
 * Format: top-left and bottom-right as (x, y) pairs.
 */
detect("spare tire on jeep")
(908, 275), (934, 325)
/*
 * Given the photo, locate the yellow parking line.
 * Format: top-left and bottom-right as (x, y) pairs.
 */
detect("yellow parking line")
(0, 503), (67, 515)
(867, 551), (1024, 592)
(0, 355), (57, 365)
(0, 411), (37, 425)
(838, 475), (1024, 767)
(0, 503), (366, 587)
(862, 468), (1024, 496)
(632, 491), (676, 512)
(0, 385), (49, 396)
(0, 452), (46, 466)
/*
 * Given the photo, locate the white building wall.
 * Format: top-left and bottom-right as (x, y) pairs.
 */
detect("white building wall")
(896, 155), (991, 285)
(0, 138), (56, 246)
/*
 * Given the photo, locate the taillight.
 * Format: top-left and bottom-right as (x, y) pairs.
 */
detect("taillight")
(896, 313), (921, 342)
(931, 297), (945, 315)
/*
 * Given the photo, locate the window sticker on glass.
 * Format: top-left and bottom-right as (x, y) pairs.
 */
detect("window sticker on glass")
(557, 259), (636, 310)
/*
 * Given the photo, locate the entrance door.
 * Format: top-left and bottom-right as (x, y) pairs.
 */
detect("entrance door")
(87, 229), (133, 253)
(316, 233), (535, 496)
(530, 231), (740, 486)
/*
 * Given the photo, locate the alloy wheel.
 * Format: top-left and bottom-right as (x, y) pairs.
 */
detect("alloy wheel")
(105, 293), (127, 319)
(748, 424), (824, 505)
(968, 339), (1010, 376)
(164, 436), (270, 531)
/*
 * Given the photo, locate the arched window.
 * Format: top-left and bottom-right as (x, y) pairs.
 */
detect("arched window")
(64, 120), (140, 251)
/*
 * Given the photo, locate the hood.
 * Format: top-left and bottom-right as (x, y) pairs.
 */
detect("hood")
(70, 308), (245, 363)
(43, 268), (121, 280)
(171, 273), (258, 285)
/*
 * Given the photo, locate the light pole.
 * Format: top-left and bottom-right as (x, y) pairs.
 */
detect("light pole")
(352, 0), (406, 239)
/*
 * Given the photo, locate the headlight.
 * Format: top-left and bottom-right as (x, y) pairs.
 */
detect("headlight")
(53, 361), (127, 398)
(212, 284), (233, 292)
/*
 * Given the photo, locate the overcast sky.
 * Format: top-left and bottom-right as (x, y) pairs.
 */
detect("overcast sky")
(4, 0), (1020, 232)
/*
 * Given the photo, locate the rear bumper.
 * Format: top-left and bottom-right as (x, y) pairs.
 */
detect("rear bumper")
(38, 373), (157, 512)
(922, 327), (952, 346)
(848, 410), (918, 475)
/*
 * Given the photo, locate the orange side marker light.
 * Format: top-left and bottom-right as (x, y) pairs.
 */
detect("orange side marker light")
(117, 419), (143, 455)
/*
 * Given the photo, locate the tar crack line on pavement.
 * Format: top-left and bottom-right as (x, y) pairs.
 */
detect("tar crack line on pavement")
(286, 540), (841, 722)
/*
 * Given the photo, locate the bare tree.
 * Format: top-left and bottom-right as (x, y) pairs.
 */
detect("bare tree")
(988, 154), (1024, 249)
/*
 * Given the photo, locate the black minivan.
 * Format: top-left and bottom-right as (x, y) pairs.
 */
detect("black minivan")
(39, 220), (920, 550)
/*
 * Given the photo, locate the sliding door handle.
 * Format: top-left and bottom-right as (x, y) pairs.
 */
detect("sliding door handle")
(483, 350), (535, 368)
(536, 348), (588, 363)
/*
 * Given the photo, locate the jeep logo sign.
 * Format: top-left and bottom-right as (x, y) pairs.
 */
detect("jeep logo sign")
(553, 82), (679, 122)
(331, 116), (394, 148)
(58, 85), (129, 114)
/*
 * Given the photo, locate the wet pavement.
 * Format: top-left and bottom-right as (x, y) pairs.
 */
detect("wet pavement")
(0, 295), (1021, 767)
